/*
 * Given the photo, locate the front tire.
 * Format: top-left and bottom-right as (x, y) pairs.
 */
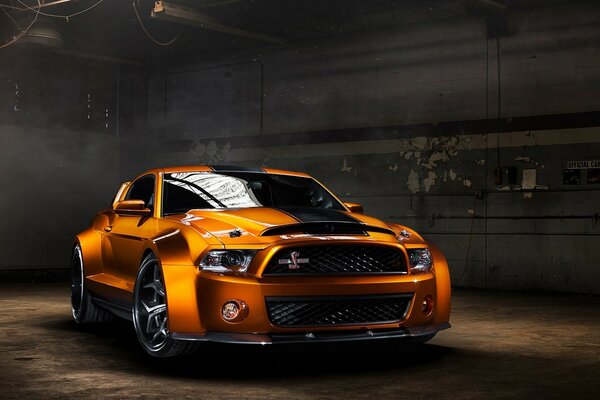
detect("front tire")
(132, 253), (196, 358)
(71, 244), (111, 324)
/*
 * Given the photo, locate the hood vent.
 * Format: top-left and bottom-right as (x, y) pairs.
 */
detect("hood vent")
(260, 222), (395, 237)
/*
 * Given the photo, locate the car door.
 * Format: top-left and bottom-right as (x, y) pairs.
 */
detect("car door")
(98, 182), (128, 280)
(105, 174), (159, 290)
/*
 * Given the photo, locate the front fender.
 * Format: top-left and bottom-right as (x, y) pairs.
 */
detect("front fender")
(146, 224), (220, 266)
(144, 226), (214, 334)
(429, 242), (451, 325)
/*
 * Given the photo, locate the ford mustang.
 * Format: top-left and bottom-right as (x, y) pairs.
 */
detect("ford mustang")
(71, 165), (451, 357)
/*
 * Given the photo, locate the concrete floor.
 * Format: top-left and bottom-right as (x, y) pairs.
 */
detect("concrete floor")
(0, 283), (598, 400)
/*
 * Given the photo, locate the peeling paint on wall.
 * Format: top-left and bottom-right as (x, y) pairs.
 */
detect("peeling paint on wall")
(515, 155), (544, 169)
(190, 140), (231, 162)
(341, 158), (353, 172)
(424, 151), (449, 169)
(423, 171), (437, 192)
(398, 133), (476, 192)
(449, 169), (457, 181)
(407, 169), (420, 193)
(411, 136), (428, 151)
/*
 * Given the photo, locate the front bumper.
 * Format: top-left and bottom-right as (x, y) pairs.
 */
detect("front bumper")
(171, 322), (451, 344)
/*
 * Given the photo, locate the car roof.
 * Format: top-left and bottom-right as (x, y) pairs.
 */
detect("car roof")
(135, 165), (311, 179)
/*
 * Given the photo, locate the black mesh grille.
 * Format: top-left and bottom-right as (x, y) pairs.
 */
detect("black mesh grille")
(263, 245), (407, 275)
(266, 295), (412, 327)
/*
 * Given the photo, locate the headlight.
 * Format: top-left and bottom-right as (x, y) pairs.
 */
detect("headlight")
(407, 248), (432, 274)
(199, 250), (256, 273)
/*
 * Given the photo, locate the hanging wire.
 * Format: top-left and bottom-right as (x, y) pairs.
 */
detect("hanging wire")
(496, 36), (502, 168)
(132, 0), (179, 46)
(456, 193), (478, 286)
(14, 0), (105, 20)
(1, 5), (23, 30)
(0, 0), (42, 49)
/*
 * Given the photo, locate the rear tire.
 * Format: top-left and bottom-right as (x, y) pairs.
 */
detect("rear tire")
(132, 253), (197, 358)
(71, 244), (112, 324)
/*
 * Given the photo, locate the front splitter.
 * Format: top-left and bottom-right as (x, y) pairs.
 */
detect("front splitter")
(170, 322), (450, 345)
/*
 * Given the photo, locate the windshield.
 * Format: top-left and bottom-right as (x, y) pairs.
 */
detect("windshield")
(162, 171), (344, 215)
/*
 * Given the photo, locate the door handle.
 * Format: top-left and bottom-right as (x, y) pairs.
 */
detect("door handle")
(103, 226), (113, 232)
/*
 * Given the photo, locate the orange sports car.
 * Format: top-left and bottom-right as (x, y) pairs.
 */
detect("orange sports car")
(72, 165), (451, 357)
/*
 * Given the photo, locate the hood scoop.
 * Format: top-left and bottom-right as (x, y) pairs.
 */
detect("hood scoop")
(261, 222), (395, 237)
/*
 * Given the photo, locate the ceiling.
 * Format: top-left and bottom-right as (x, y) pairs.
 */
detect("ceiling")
(0, 0), (570, 65)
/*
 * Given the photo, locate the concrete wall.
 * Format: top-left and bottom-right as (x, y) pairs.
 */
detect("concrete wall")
(136, 1), (600, 139)
(0, 52), (120, 269)
(119, 1), (600, 294)
(3, 2), (597, 294)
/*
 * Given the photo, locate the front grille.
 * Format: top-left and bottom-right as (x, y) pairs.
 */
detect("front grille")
(263, 245), (407, 275)
(266, 294), (413, 327)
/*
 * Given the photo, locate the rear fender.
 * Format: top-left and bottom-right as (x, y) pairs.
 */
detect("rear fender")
(76, 227), (103, 277)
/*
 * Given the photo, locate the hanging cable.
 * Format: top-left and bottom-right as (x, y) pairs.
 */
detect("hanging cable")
(484, 33), (490, 289)
(496, 36), (502, 168)
(0, 0), (42, 49)
(14, 0), (105, 20)
(132, 0), (179, 46)
(1, 6), (23, 30)
(456, 193), (478, 286)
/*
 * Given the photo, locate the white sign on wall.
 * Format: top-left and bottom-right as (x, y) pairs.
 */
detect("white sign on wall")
(566, 160), (600, 169)
(522, 168), (537, 190)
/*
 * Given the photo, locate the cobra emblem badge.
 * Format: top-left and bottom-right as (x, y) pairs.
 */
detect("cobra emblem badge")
(278, 251), (309, 270)
(397, 229), (411, 242)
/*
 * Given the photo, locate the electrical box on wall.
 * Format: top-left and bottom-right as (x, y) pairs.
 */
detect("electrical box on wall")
(493, 167), (502, 185)
(493, 166), (518, 185)
(506, 167), (518, 184)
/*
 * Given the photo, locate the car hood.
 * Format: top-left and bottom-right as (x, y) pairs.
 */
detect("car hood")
(177, 207), (418, 246)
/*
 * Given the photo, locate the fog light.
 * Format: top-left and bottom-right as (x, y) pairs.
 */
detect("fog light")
(422, 295), (434, 315)
(221, 299), (248, 322)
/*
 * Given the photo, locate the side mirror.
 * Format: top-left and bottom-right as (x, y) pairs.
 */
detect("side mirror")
(113, 200), (151, 216)
(344, 202), (364, 213)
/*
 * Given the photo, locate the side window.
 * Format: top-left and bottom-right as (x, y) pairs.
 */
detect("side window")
(125, 175), (155, 210)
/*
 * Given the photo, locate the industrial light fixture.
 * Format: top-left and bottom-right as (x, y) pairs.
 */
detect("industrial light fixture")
(150, 1), (285, 44)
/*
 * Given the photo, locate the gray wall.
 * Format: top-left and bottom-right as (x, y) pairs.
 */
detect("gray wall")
(1, 2), (598, 294)
(123, 1), (600, 294)
(0, 53), (120, 269)
(139, 1), (600, 138)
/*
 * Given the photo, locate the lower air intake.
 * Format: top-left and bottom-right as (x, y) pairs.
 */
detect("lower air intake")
(266, 294), (413, 327)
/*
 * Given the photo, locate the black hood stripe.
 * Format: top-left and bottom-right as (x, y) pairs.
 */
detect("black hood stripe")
(275, 206), (360, 223)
